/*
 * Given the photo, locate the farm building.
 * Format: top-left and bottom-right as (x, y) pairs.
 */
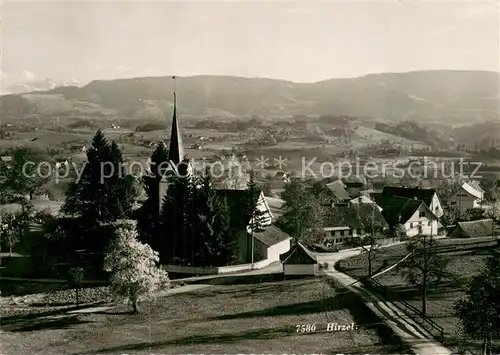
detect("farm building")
(253, 225), (292, 263)
(280, 243), (318, 276)
(449, 219), (494, 238)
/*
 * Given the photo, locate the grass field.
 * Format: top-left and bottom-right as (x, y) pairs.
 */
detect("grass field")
(340, 238), (500, 349)
(0, 277), (409, 355)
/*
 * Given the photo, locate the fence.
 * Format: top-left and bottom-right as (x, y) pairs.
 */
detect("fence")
(162, 258), (273, 275)
(362, 276), (444, 340)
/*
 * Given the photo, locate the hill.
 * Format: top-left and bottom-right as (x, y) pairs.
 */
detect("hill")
(1, 70), (498, 125)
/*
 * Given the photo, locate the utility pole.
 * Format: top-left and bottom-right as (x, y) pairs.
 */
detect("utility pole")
(492, 180), (497, 239)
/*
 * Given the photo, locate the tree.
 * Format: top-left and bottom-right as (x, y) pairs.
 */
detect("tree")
(388, 223), (407, 240)
(68, 267), (85, 306)
(137, 142), (169, 246)
(63, 130), (136, 225)
(107, 141), (137, 219)
(358, 204), (385, 277)
(63, 130), (112, 223)
(0, 200), (35, 255)
(244, 170), (267, 263)
(103, 220), (169, 313)
(0, 213), (18, 256)
(455, 256), (500, 354)
(278, 179), (324, 244)
(0, 147), (50, 202)
(194, 172), (235, 266)
(217, 154), (250, 189)
(397, 234), (451, 316)
(216, 194), (238, 265)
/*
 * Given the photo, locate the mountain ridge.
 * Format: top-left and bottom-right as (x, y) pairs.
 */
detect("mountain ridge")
(1, 70), (499, 125)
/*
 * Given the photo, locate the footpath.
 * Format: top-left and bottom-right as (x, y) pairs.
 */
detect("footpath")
(320, 246), (452, 355)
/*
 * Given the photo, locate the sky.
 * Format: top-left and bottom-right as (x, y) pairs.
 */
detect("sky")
(1, 0), (499, 85)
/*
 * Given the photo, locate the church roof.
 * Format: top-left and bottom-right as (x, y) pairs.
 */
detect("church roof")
(168, 92), (184, 165)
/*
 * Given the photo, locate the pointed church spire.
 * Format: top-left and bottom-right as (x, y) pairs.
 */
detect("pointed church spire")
(168, 76), (184, 165)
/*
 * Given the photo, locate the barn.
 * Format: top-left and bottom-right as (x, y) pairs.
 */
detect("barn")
(449, 219), (494, 238)
(280, 243), (318, 276)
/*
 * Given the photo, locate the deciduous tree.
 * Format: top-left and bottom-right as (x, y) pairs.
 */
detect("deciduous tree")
(455, 256), (500, 355)
(103, 220), (169, 313)
(278, 179), (324, 244)
(397, 234), (451, 316)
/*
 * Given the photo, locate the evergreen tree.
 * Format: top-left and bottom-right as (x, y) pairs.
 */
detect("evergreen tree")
(63, 130), (136, 231)
(63, 130), (112, 223)
(161, 174), (195, 265)
(194, 173), (219, 265)
(108, 141), (136, 219)
(244, 170), (267, 263)
(216, 194), (238, 265)
(194, 171), (236, 266)
(137, 142), (169, 248)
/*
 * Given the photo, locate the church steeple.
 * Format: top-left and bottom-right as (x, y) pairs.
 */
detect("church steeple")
(168, 76), (184, 165)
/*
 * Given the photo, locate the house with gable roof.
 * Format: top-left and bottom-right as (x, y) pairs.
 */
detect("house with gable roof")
(324, 180), (352, 205)
(448, 180), (485, 213)
(381, 186), (443, 218)
(379, 196), (440, 237)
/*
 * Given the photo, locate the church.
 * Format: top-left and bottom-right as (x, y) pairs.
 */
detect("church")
(156, 91), (291, 265)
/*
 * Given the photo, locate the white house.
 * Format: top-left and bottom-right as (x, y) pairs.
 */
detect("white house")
(449, 181), (484, 213)
(248, 190), (274, 228)
(280, 243), (319, 276)
(381, 196), (440, 237)
(253, 225), (292, 263)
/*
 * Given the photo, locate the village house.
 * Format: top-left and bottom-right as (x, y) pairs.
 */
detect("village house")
(379, 196), (440, 237)
(448, 181), (485, 213)
(381, 186), (444, 218)
(324, 180), (352, 205)
(321, 202), (388, 245)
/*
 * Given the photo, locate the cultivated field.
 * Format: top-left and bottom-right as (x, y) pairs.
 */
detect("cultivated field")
(0, 277), (409, 355)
